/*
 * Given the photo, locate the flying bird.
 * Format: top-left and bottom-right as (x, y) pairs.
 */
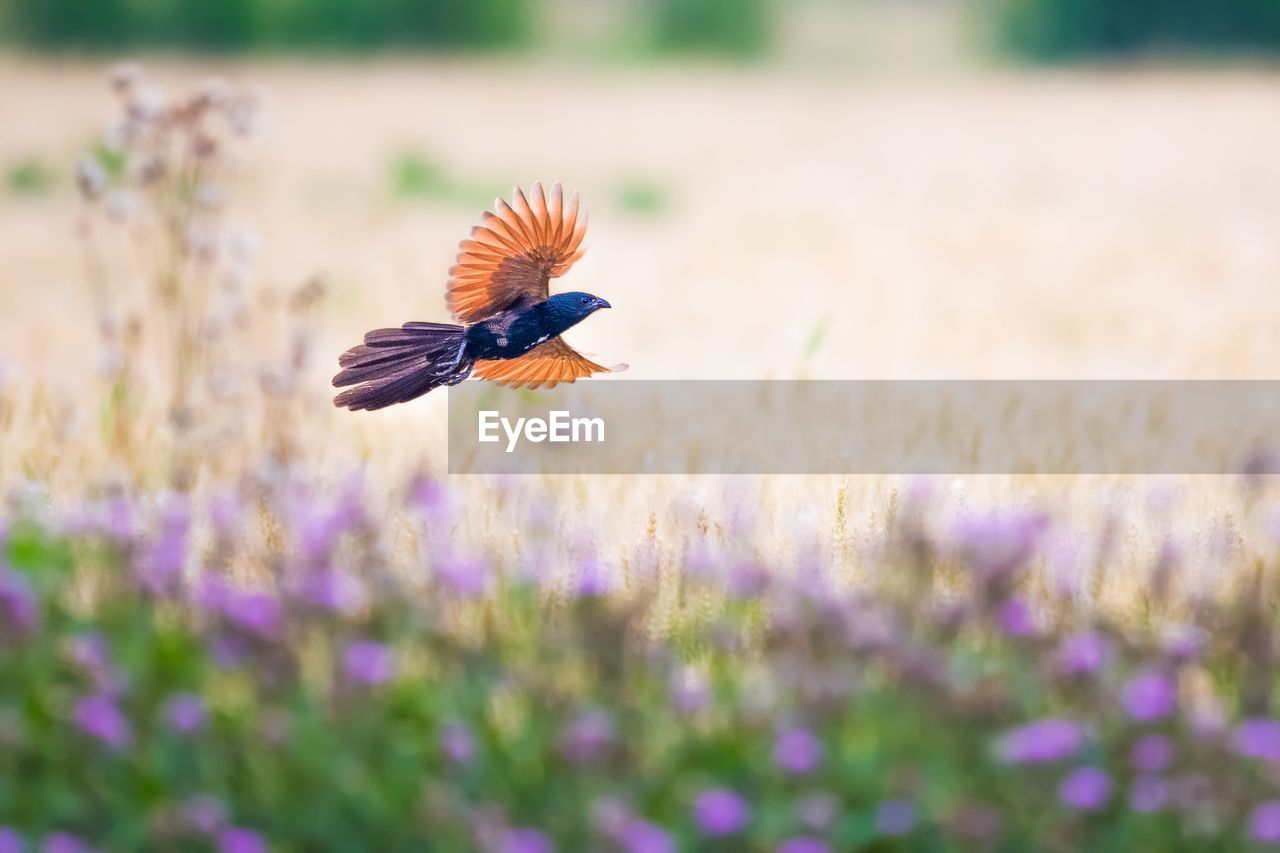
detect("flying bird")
(333, 182), (621, 411)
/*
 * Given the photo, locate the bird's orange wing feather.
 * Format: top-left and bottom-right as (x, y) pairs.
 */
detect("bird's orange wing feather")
(472, 337), (610, 389)
(447, 182), (588, 324)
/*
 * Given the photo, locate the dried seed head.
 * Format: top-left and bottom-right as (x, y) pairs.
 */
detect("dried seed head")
(103, 189), (138, 223)
(75, 156), (108, 201)
(196, 77), (232, 109)
(136, 155), (166, 185)
(109, 62), (143, 94)
(227, 90), (263, 137)
(193, 132), (219, 161)
(129, 86), (169, 122)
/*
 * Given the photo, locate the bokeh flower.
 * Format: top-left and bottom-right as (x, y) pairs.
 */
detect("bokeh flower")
(774, 727), (824, 775)
(218, 827), (266, 853)
(1130, 734), (1174, 773)
(950, 511), (1047, 578)
(165, 693), (206, 734)
(1058, 767), (1112, 811)
(0, 567), (39, 639)
(343, 640), (397, 686)
(73, 695), (131, 750)
(138, 494), (190, 595)
(694, 789), (750, 836)
(1057, 631), (1110, 675)
(776, 839), (830, 853)
(875, 799), (916, 836)
(1233, 719), (1280, 762)
(182, 794), (227, 834)
(1249, 801), (1280, 844)
(617, 819), (674, 853)
(1121, 671), (1176, 722)
(560, 708), (615, 766)
(0, 828), (21, 853)
(43, 833), (88, 853)
(995, 597), (1036, 637)
(997, 718), (1082, 764)
(1128, 775), (1168, 814)
(669, 668), (712, 715)
(501, 828), (553, 853)
(434, 554), (490, 597)
(441, 721), (476, 766)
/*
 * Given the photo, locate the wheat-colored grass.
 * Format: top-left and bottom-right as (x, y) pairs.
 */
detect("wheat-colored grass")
(0, 56), (1278, 606)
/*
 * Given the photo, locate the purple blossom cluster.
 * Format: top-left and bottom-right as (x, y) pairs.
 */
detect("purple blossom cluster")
(1, 472), (1280, 851)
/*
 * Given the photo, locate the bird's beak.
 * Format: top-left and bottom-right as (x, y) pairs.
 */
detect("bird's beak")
(596, 298), (612, 310)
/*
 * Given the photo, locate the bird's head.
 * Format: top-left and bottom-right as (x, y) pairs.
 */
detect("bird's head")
(544, 291), (611, 326)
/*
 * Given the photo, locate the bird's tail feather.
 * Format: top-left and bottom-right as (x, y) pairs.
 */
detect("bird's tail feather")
(332, 322), (471, 411)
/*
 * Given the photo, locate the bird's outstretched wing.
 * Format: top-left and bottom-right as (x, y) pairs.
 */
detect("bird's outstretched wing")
(472, 337), (612, 389)
(447, 182), (587, 323)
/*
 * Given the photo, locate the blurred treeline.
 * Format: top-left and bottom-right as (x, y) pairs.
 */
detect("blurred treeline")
(0, 0), (1277, 59)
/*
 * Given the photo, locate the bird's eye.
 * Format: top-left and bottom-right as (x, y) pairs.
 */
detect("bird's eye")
(580, 296), (591, 305)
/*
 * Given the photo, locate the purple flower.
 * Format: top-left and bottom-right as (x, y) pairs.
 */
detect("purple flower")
(434, 555), (489, 597)
(501, 828), (553, 853)
(440, 721), (476, 766)
(796, 793), (838, 831)
(201, 579), (283, 640)
(774, 728), (823, 775)
(67, 633), (126, 697)
(1249, 801), (1280, 844)
(618, 819), (675, 853)
(693, 789), (750, 836)
(727, 563), (769, 598)
(950, 511), (1047, 577)
(777, 840), (830, 853)
(575, 553), (612, 597)
(138, 494), (190, 595)
(101, 493), (137, 542)
(0, 828), (21, 853)
(410, 475), (450, 521)
(296, 569), (368, 616)
(560, 708), (615, 765)
(1160, 623), (1206, 662)
(1129, 775), (1168, 814)
(1058, 767), (1112, 811)
(669, 669), (712, 715)
(1057, 631), (1110, 675)
(995, 597), (1036, 637)
(343, 641), (396, 686)
(217, 827), (266, 853)
(1130, 734), (1174, 773)
(1121, 671), (1176, 722)
(74, 694), (132, 749)
(1233, 719), (1280, 762)
(875, 799), (916, 836)
(165, 693), (206, 734)
(209, 492), (241, 538)
(182, 794), (227, 834)
(997, 718), (1082, 764)
(0, 567), (38, 639)
(43, 833), (87, 853)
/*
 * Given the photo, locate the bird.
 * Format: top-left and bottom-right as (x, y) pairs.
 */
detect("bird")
(332, 182), (622, 411)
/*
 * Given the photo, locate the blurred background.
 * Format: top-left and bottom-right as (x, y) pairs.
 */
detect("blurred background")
(0, 0), (1277, 507)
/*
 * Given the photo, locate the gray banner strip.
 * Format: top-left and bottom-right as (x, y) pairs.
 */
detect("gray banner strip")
(446, 381), (1280, 475)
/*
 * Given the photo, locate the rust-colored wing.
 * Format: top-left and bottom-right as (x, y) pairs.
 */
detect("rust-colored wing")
(447, 182), (588, 323)
(472, 337), (611, 389)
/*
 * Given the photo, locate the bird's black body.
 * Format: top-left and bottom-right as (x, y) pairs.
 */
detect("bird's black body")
(467, 293), (610, 360)
(332, 292), (610, 411)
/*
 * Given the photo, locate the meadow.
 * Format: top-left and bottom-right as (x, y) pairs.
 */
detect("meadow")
(1, 54), (1280, 850)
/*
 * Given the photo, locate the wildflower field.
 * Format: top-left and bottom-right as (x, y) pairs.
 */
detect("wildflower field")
(2, 57), (1280, 851)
